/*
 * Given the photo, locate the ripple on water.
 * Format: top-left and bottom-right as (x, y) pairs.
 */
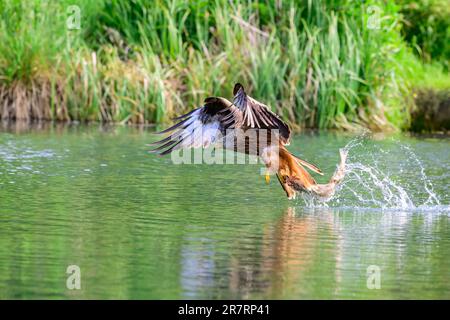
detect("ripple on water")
(0, 140), (58, 179)
(0, 127), (449, 299)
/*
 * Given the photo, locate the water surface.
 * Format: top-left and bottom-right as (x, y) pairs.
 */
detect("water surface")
(0, 123), (449, 299)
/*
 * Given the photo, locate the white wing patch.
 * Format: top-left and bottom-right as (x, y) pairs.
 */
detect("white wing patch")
(178, 112), (222, 149)
(151, 99), (238, 155)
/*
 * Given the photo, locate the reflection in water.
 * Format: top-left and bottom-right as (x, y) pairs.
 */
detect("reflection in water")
(228, 207), (341, 299)
(0, 120), (154, 135)
(179, 206), (450, 299)
(0, 124), (449, 299)
(181, 237), (216, 299)
(179, 207), (341, 299)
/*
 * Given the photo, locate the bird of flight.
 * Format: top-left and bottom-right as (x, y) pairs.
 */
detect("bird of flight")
(150, 83), (347, 200)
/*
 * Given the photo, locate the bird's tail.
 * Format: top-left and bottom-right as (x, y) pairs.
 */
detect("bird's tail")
(276, 146), (319, 199)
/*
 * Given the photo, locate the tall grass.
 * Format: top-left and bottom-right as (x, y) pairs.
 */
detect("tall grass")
(0, 0), (448, 130)
(398, 0), (450, 67)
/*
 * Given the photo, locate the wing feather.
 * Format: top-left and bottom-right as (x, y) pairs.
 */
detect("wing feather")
(150, 97), (241, 155)
(155, 117), (192, 135)
(232, 83), (291, 145)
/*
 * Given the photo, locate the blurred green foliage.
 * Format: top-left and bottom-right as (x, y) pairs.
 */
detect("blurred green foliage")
(398, 0), (450, 68)
(0, 0), (448, 130)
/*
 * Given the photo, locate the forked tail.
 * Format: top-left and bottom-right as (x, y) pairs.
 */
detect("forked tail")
(276, 147), (348, 200)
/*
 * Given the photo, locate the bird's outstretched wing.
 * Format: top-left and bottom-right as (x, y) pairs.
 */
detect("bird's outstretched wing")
(232, 83), (291, 145)
(149, 97), (241, 155)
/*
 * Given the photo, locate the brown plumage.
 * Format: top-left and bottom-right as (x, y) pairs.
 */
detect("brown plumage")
(150, 83), (346, 200)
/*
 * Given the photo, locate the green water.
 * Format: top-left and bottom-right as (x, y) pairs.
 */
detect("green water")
(0, 123), (449, 299)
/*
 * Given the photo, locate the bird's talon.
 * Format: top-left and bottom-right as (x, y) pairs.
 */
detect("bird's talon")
(265, 172), (270, 184)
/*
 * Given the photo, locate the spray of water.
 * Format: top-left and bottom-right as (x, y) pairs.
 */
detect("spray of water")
(300, 133), (444, 211)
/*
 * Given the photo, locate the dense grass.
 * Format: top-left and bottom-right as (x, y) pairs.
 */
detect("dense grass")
(398, 0), (450, 67)
(0, 0), (448, 130)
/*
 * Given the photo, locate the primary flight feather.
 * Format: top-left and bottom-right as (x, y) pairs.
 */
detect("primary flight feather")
(150, 83), (347, 200)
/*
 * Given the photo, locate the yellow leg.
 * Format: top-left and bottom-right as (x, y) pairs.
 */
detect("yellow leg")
(265, 171), (271, 184)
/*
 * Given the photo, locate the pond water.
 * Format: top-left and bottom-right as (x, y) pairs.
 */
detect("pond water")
(0, 123), (449, 299)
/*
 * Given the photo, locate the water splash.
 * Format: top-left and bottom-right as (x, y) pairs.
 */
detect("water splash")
(300, 133), (444, 210)
(341, 161), (416, 209)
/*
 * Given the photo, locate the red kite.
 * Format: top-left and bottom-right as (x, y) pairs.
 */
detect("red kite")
(150, 83), (347, 200)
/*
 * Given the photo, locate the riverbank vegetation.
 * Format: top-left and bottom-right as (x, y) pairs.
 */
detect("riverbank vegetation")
(0, 0), (448, 131)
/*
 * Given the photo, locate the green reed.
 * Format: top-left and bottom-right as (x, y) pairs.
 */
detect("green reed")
(0, 0), (448, 130)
